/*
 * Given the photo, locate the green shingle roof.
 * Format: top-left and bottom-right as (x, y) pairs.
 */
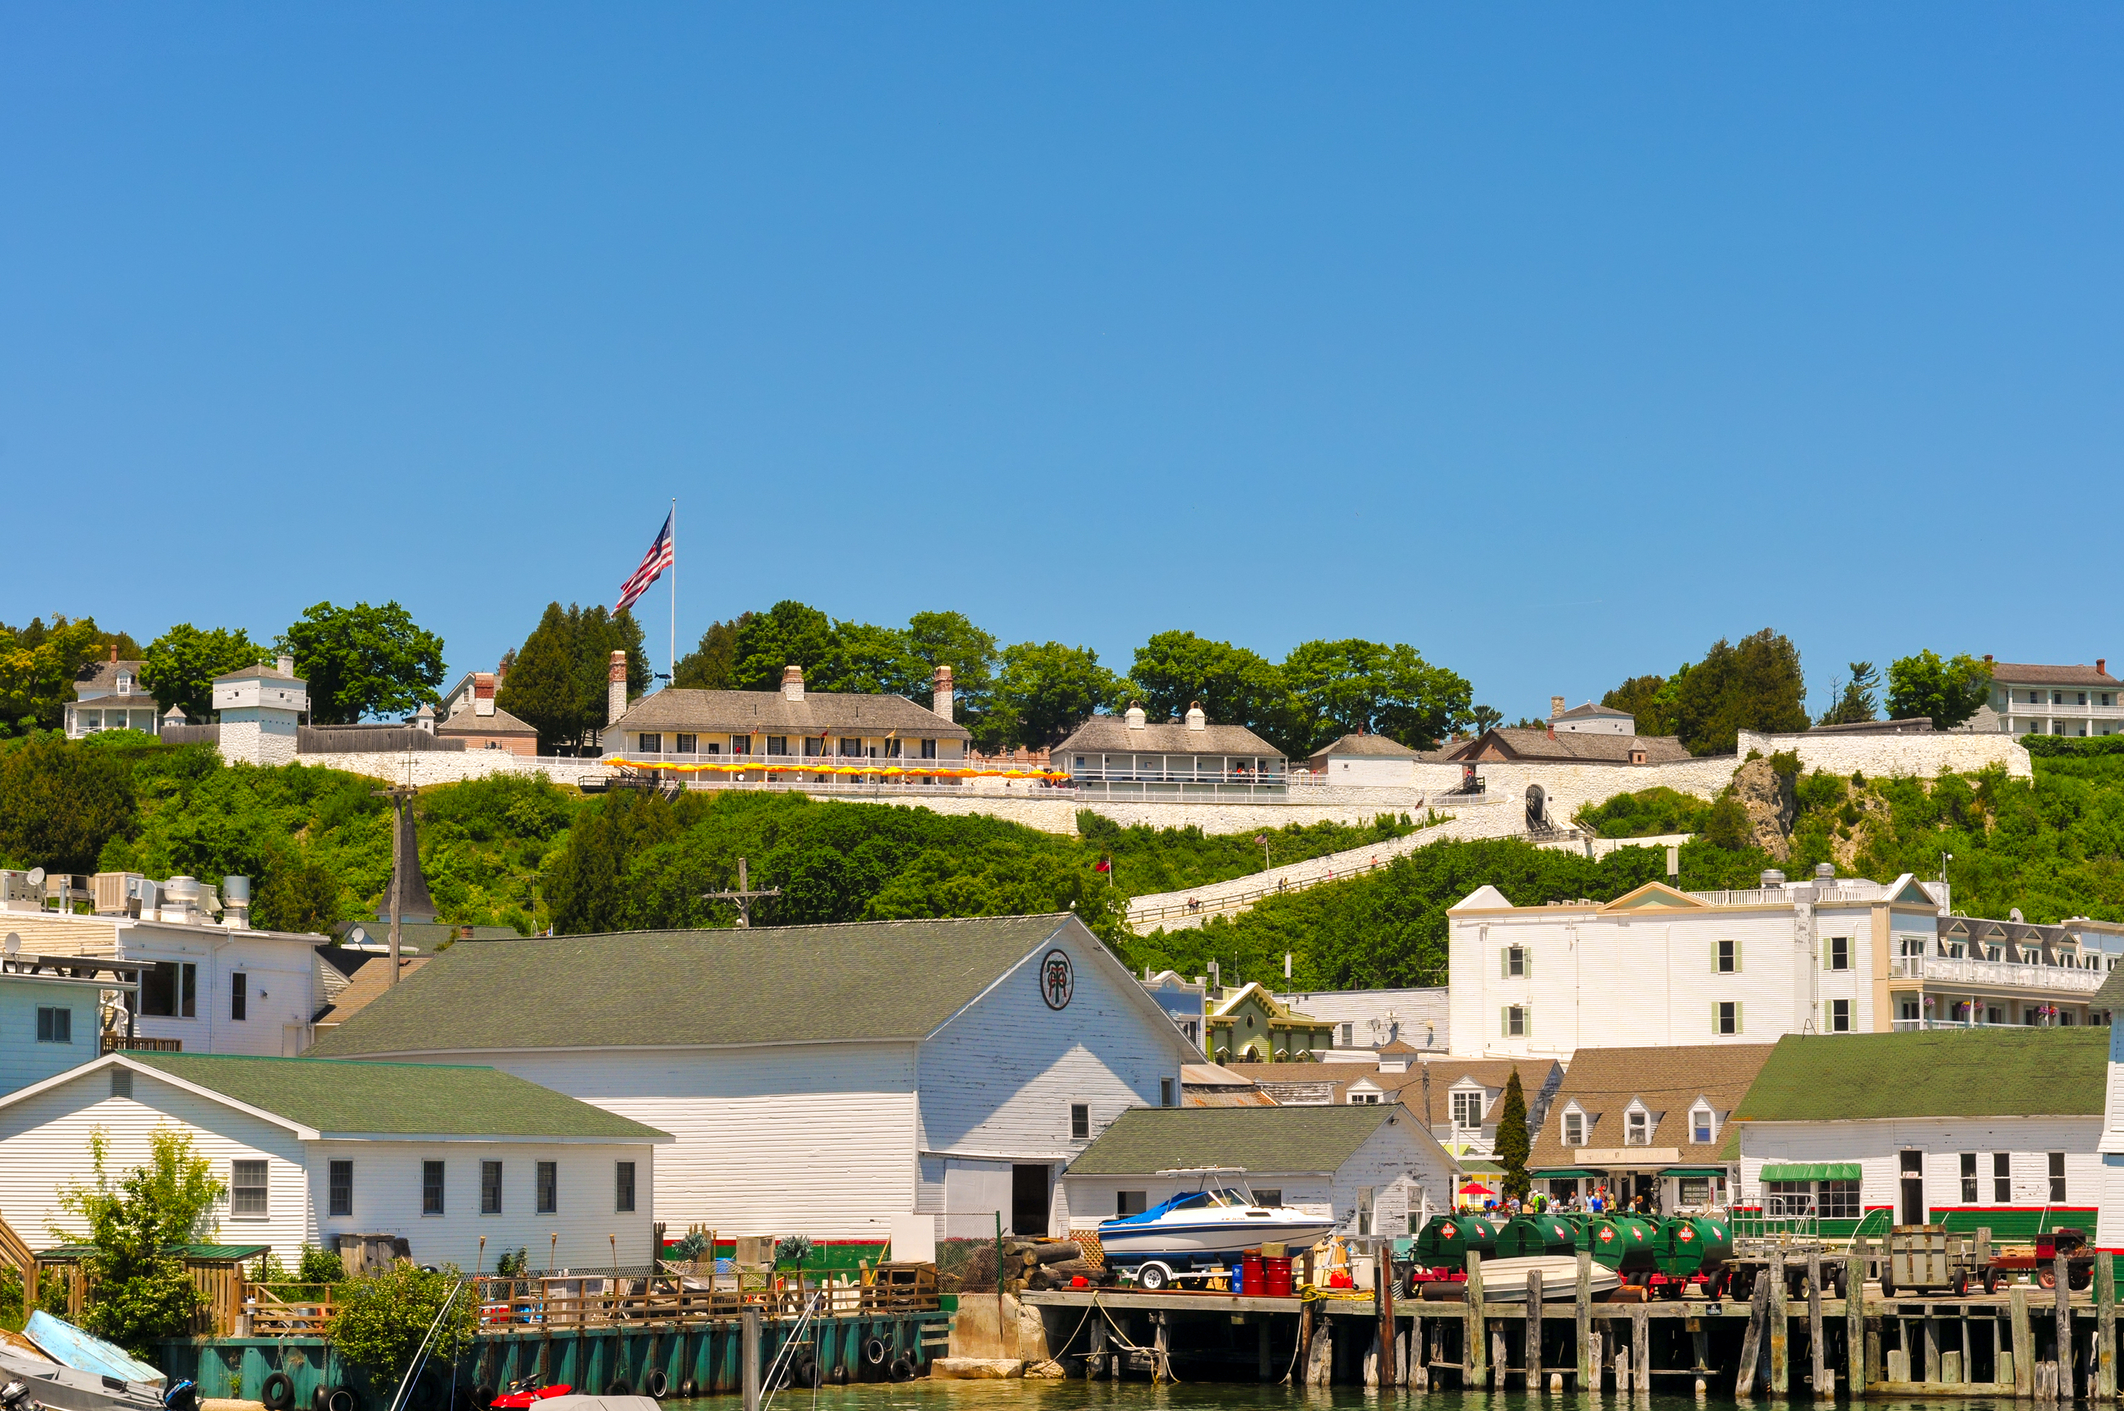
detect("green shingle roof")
(1732, 1028), (2108, 1123)
(125, 1053), (668, 1141)
(1068, 1105), (1410, 1176)
(305, 915), (1078, 1057)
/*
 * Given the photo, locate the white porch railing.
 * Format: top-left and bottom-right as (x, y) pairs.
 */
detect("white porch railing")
(1888, 954), (2106, 992)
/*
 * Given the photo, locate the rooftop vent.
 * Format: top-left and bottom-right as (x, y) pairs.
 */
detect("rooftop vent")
(1125, 702), (1146, 729)
(1760, 869), (1787, 888)
(1185, 701), (1207, 731)
(1815, 862), (1836, 880)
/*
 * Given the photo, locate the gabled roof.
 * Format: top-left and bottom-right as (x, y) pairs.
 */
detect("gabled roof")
(1220, 1056), (1559, 1127)
(1054, 717), (1284, 759)
(1733, 1029), (2106, 1123)
(608, 688), (969, 740)
(72, 660), (148, 694)
(311, 955), (429, 1027)
(0, 1053), (669, 1142)
(1306, 732), (1419, 763)
(303, 914), (1175, 1058)
(212, 663), (300, 684)
(1555, 702), (1633, 721)
(435, 705), (537, 737)
(1600, 882), (1709, 912)
(1436, 728), (1691, 765)
(1527, 1043), (1774, 1169)
(1210, 981), (1320, 1023)
(1067, 1104), (1424, 1176)
(1986, 662), (2119, 687)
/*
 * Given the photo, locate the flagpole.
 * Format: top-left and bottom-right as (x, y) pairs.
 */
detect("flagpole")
(668, 497), (677, 690)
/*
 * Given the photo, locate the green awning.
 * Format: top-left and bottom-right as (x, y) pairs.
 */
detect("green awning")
(1533, 1168), (1604, 1179)
(1761, 1162), (1860, 1181)
(1662, 1167), (1728, 1178)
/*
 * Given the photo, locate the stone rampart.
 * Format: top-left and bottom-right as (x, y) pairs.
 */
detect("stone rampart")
(1734, 728), (2032, 781)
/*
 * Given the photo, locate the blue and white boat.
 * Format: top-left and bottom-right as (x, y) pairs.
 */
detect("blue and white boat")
(1097, 1169), (1337, 1289)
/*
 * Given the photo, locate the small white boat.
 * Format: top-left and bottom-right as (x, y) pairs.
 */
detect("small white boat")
(1098, 1168), (1336, 1286)
(1467, 1255), (1621, 1303)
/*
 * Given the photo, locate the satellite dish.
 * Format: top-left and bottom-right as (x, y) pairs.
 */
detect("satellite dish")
(26, 868), (45, 889)
(3, 933), (18, 956)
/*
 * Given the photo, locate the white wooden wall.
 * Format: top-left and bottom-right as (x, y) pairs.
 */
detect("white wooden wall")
(1739, 1116), (2103, 1213)
(0, 978), (97, 1097)
(0, 1065), (657, 1267)
(470, 1042), (920, 1242)
(1448, 899), (1887, 1059)
(117, 930), (321, 1057)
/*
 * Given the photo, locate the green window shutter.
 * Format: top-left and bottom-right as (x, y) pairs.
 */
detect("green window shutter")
(1734, 941), (1742, 973)
(1502, 1006), (1510, 1036)
(1712, 940), (1721, 973)
(1713, 1001), (1722, 1034)
(1502, 949), (1510, 979)
(1735, 1002), (1743, 1032)
(1524, 1004), (1532, 1038)
(1524, 950), (1533, 979)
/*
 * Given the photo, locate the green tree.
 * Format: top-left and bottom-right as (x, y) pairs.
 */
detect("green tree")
(50, 1126), (226, 1356)
(1280, 639), (1472, 753)
(1494, 1070), (1531, 1201)
(253, 850), (342, 932)
(327, 1263), (478, 1392)
(279, 601), (446, 724)
(672, 614), (753, 690)
(1129, 632), (1300, 752)
(496, 604), (648, 752)
(1819, 661), (1882, 726)
(1703, 794), (1751, 850)
(1465, 704), (1503, 738)
(729, 601), (838, 691)
(1668, 629), (1810, 754)
(992, 641), (1123, 750)
(906, 611), (1000, 738)
(1886, 651), (1994, 730)
(0, 735), (136, 873)
(1600, 674), (1670, 735)
(141, 624), (268, 722)
(814, 620), (930, 698)
(0, 616), (120, 735)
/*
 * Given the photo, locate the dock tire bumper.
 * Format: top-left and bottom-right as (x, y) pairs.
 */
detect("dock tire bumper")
(604, 1381), (631, 1398)
(262, 1373), (296, 1411)
(642, 1371), (667, 1400)
(864, 1339), (889, 1368)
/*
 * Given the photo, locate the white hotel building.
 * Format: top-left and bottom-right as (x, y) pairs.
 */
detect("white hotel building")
(1448, 868), (2123, 1061)
(1973, 657), (2124, 737)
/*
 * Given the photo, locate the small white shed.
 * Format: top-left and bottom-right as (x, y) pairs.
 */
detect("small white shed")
(1304, 733), (1421, 787)
(0, 1052), (670, 1269)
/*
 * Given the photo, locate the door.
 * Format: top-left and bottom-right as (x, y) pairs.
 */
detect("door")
(1011, 1164), (1051, 1236)
(1525, 785), (1547, 830)
(1899, 1150), (1924, 1225)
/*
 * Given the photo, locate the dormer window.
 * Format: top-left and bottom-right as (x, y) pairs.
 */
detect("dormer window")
(1690, 1103), (1716, 1145)
(1561, 1108), (1586, 1146)
(1450, 1090), (1484, 1132)
(1624, 1104), (1651, 1146)
(115, 672), (132, 694)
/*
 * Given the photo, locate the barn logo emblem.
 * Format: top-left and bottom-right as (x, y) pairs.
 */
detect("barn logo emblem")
(1678, 1227), (1696, 1243)
(1040, 949), (1075, 1010)
(1597, 1227), (1615, 1244)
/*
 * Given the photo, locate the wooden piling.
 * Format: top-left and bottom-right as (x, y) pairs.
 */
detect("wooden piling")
(2056, 1253), (2072, 1401)
(1295, 1300), (1310, 1386)
(1737, 1269), (1769, 1401)
(740, 1307), (761, 1411)
(1769, 1252), (1789, 1395)
(2098, 1254), (2116, 1400)
(1808, 1252), (1827, 1399)
(1633, 1304), (1651, 1400)
(1845, 1257), (1866, 1393)
(1466, 1252), (1488, 1385)
(1577, 1250), (1595, 1391)
(1527, 1267), (1544, 1391)
(1377, 1254), (1396, 1389)
(1257, 1316), (1272, 1383)
(2012, 1284), (2034, 1399)
(1153, 1311), (1170, 1385)
(1690, 1317), (1710, 1397)
(1493, 1325), (1508, 1392)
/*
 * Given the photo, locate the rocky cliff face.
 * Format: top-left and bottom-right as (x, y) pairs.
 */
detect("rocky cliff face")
(1729, 757), (1796, 860)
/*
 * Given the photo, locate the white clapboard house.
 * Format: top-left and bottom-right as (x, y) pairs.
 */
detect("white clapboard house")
(1061, 1105), (1461, 1240)
(305, 914), (1201, 1244)
(0, 1052), (669, 1269)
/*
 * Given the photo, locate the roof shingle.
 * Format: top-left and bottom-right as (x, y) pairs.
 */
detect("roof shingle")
(1528, 1044), (1775, 1169)
(609, 689), (969, 739)
(1732, 1029), (2106, 1123)
(1053, 718), (1285, 759)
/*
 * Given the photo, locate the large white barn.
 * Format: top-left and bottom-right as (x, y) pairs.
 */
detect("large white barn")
(306, 914), (1200, 1244)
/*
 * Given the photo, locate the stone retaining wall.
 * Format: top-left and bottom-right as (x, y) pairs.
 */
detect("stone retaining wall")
(1734, 728), (2032, 780)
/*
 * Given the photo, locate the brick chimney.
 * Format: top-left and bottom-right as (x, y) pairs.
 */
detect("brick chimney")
(782, 664), (805, 702)
(1550, 695), (1566, 719)
(2100, 658), (2109, 677)
(472, 672), (496, 717)
(1984, 654), (1994, 664)
(607, 650), (627, 724)
(109, 642), (119, 664)
(932, 665), (954, 720)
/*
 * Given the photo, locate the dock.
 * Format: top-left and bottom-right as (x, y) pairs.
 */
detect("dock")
(1024, 1251), (2124, 1396)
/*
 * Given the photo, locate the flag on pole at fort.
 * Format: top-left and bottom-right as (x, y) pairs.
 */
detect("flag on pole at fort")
(615, 512), (675, 613)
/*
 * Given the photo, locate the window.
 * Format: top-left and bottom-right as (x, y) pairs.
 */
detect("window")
(1356, 1187), (1376, 1237)
(1764, 1180), (1812, 1218)
(1116, 1191), (1147, 1216)
(2049, 1152), (2066, 1202)
(839, 737), (861, 757)
(481, 1160), (503, 1214)
(1070, 1104), (1090, 1140)
(675, 734), (696, 754)
(729, 735), (751, 755)
(1340, 1023), (1354, 1046)
(1994, 1152), (2012, 1203)
(1562, 1111), (1585, 1146)
(330, 1160), (354, 1217)
(1503, 1004), (1528, 1038)
(35, 1006), (71, 1043)
(616, 1161), (636, 1213)
(1691, 1106), (1715, 1144)
(423, 1160), (445, 1215)
(1503, 945), (1528, 978)
(1961, 1152), (1978, 1203)
(804, 736), (825, 757)
(1715, 1000), (1741, 1035)
(920, 738), (937, 760)
(1255, 1188), (1282, 1208)
(1160, 1078), (1174, 1108)
(1350, 1090), (1380, 1105)
(1625, 1108), (1650, 1146)
(110, 1068), (132, 1099)
(1715, 939), (1739, 974)
(1451, 1091), (1484, 1131)
(765, 735), (787, 756)
(1818, 1180), (1861, 1220)
(1828, 998), (1851, 1033)
(536, 1161), (558, 1214)
(1827, 936), (1850, 971)
(639, 733), (662, 753)
(230, 972), (247, 1022)
(232, 1160), (268, 1217)
(140, 961), (197, 1018)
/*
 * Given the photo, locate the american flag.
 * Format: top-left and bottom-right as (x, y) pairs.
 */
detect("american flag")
(615, 512), (674, 614)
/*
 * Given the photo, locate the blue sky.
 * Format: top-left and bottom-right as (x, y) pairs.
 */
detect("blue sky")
(4, 6), (2119, 720)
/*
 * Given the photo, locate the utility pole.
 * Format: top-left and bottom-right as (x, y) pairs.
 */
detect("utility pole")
(703, 857), (781, 929)
(372, 784), (417, 984)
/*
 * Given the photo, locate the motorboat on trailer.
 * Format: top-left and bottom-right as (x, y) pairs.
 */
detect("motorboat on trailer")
(1097, 1169), (1338, 1290)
